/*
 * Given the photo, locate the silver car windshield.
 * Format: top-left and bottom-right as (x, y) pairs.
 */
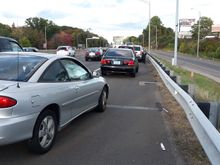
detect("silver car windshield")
(0, 55), (47, 81)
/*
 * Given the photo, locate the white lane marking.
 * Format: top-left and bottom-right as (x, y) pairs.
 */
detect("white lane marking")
(162, 108), (169, 113)
(160, 142), (166, 151)
(139, 81), (158, 86)
(107, 105), (160, 111)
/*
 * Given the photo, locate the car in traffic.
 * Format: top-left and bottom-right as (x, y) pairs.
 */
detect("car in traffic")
(85, 47), (103, 61)
(0, 52), (109, 154)
(0, 36), (23, 52)
(100, 48), (139, 77)
(56, 46), (75, 57)
(23, 47), (39, 52)
(133, 45), (146, 63)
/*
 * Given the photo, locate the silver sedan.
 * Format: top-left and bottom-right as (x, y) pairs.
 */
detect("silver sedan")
(0, 52), (109, 154)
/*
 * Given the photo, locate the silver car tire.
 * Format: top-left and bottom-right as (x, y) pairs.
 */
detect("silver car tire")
(96, 87), (107, 112)
(28, 110), (57, 154)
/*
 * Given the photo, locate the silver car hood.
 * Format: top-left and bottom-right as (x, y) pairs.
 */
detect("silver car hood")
(0, 81), (18, 92)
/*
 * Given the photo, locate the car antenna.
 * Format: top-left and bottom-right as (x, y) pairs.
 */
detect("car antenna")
(16, 51), (20, 88)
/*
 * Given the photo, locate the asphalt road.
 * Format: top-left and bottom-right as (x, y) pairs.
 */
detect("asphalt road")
(0, 50), (184, 165)
(150, 50), (220, 83)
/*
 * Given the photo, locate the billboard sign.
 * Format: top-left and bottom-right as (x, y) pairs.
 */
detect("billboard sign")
(212, 25), (220, 32)
(179, 19), (195, 27)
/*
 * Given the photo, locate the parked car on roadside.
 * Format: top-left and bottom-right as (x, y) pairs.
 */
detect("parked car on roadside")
(100, 48), (139, 77)
(0, 36), (23, 52)
(56, 46), (75, 56)
(0, 52), (109, 154)
(85, 47), (103, 61)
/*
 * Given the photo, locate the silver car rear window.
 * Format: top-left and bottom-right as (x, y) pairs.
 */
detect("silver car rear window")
(0, 55), (47, 81)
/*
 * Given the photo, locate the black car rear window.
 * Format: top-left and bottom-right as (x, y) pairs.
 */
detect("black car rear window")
(0, 55), (47, 81)
(105, 49), (133, 57)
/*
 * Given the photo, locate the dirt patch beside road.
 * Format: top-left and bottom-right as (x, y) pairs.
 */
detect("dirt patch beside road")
(152, 69), (210, 165)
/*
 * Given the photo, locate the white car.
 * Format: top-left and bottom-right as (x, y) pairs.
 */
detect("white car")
(56, 46), (75, 57)
(133, 45), (146, 63)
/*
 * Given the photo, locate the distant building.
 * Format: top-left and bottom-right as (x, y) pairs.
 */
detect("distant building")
(113, 36), (124, 47)
(178, 18), (196, 39)
(212, 24), (220, 38)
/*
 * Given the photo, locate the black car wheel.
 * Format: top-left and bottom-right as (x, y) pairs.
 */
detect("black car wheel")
(130, 71), (136, 77)
(28, 110), (57, 154)
(101, 69), (107, 76)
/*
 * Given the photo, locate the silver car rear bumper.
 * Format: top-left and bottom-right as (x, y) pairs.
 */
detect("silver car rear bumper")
(0, 113), (39, 145)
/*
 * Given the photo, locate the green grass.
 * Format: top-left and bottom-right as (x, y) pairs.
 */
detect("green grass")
(160, 59), (220, 102)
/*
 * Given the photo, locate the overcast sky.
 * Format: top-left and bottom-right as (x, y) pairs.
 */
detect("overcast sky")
(0, 0), (219, 42)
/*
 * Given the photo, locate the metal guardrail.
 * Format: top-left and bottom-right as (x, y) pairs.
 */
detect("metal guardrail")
(149, 55), (220, 165)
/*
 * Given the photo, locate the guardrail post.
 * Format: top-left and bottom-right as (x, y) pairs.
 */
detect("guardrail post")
(179, 85), (189, 93)
(209, 102), (220, 128)
(198, 102), (220, 128)
(165, 70), (170, 76)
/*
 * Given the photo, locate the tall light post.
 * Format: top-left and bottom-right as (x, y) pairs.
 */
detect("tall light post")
(173, 0), (179, 66)
(155, 25), (158, 49)
(142, 0), (151, 52)
(148, 1), (151, 53)
(44, 26), (47, 50)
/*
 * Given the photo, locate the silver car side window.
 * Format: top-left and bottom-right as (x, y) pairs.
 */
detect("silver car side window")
(39, 61), (69, 82)
(60, 59), (90, 81)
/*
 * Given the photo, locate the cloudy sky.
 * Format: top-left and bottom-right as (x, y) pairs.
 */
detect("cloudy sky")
(0, 0), (219, 42)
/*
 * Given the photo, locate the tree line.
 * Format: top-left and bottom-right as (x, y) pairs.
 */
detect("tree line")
(0, 17), (108, 49)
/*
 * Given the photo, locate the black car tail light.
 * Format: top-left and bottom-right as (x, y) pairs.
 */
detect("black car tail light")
(124, 60), (134, 66)
(100, 59), (111, 65)
(128, 60), (135, 66)
(0, 96), (17, 108)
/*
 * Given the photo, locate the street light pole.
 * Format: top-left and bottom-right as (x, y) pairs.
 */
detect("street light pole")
(197, 11), (201, 58)
(148, 1), (151, 53)
(44, 26), (47, 50)
(173, 0), (179, 66)
(155, 25), (158, 49)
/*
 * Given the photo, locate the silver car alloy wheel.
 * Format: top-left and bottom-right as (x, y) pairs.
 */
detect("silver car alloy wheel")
(38, 116), (55, 148)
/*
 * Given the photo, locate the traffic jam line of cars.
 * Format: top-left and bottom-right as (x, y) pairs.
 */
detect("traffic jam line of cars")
(0, 36), (148, 154)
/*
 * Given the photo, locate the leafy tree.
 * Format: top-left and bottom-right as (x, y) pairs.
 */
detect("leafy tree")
(142, 16), (174, 49)
(123, 36), (139, 44)
(25, 17), (48, 32)
(191, 16), (213, 40)
(49, 31), (73, 48)
(0, 23), (12, 37)
(19, 37), (31, 47)
(11, 27), (24, 41)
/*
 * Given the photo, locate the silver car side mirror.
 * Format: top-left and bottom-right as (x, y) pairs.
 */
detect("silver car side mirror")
(92, 70), (100, 77)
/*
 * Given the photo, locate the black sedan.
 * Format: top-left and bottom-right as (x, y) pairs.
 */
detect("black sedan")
(100, 48), (139, 77)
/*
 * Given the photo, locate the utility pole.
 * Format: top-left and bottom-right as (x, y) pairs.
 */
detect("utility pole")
(148, 1), (151, 53)
(173, 0), (179, 66)
(197, 11), (201, 58)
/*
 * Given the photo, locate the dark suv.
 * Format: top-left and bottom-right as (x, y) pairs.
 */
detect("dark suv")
(0, 36), (23, 52)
